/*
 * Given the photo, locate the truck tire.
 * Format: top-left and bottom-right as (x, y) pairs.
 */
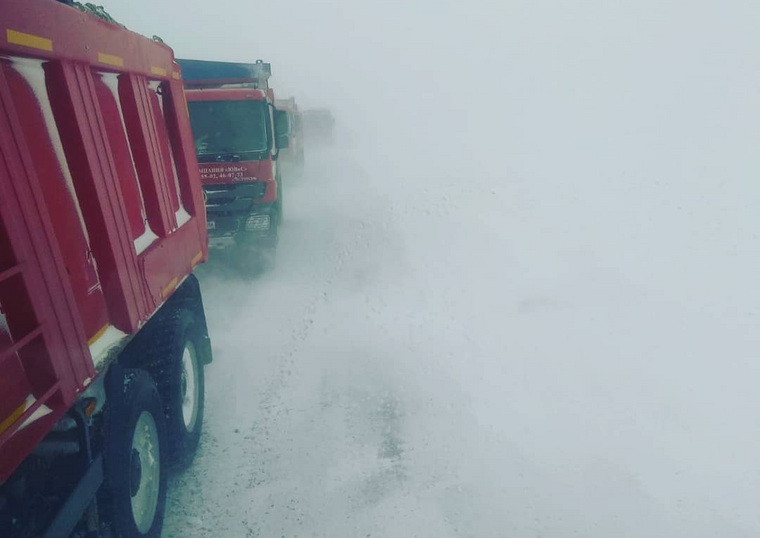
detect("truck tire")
(276, 175), (284, 225)
(140, 309), (207, 470)
(103, 369), (168, 538)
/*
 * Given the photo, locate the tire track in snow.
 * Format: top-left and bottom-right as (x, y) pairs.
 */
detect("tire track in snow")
(231, 214), (412, 536)
(162, 152), (409, 537)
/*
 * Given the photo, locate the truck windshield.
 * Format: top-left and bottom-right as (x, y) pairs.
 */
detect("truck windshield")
(187, 100), (269, 160)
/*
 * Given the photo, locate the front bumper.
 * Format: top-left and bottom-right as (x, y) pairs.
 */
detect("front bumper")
(206, 202), (278, 247)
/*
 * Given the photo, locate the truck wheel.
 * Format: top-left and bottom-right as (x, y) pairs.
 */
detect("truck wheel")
(172, 322), (206, 468)
(260, 222), (278, 271)
(276, 176), (284, 224)
(144, 310), (206, 470)
(103, 370), (168, 538)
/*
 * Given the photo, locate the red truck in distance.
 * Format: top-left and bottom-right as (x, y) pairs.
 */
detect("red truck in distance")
(0, 1), (212, 537)
(301, 108), (336, 147)
(274, 97), (305, 175)
(178, 59), (290, 258)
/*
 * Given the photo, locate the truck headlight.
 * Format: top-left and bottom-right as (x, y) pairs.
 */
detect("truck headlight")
(245, 215), (270, 231)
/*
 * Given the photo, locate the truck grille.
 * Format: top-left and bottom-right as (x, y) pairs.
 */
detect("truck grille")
(203, 183), (267, 217)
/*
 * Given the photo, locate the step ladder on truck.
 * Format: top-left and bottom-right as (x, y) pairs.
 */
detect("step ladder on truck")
(0, 1), (213, 537)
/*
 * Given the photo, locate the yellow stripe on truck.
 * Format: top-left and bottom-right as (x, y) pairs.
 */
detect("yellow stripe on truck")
(0, 400), (28, 436)
(7, 29), (53, 52)
(161, 277), (178, 298)
(97, 52), (124, 67)
(87, 324), (110, 346)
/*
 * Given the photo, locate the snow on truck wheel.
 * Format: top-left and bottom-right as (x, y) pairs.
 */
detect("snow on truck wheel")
(102, 370), (168, 538)
(125, 308), (209, 470)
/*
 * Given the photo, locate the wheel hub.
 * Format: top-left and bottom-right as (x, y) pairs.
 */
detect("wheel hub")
(181, 343), (199, 432)
(129, 448), (142, 498)
(181, 369), (187, 400)
(130, 411), (160, 534)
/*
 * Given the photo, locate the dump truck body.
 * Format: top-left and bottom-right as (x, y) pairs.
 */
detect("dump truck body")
(0, 2), (212, 536)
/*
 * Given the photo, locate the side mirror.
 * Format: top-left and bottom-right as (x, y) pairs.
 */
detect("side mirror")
(276, 133), (290, 149)
(273, 109), (290, 149)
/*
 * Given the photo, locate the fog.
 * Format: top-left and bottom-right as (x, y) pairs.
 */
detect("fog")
(112, 1), (760, 536)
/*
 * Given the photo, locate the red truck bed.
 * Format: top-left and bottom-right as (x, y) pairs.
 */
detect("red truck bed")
(0, 0), (207, 483)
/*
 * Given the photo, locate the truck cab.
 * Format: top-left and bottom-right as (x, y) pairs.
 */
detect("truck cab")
(178, 59), (289, 253)
(274, 97), (305, 174)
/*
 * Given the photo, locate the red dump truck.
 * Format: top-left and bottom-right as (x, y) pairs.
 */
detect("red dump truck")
(274, 97), (305, 175)
(0, 2), (212, 537)
(178, 59), (290, 258)
(301, 108), (336, 146)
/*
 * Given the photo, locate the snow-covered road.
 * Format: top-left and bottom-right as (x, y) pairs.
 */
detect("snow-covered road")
(159, 140), (760, 537)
